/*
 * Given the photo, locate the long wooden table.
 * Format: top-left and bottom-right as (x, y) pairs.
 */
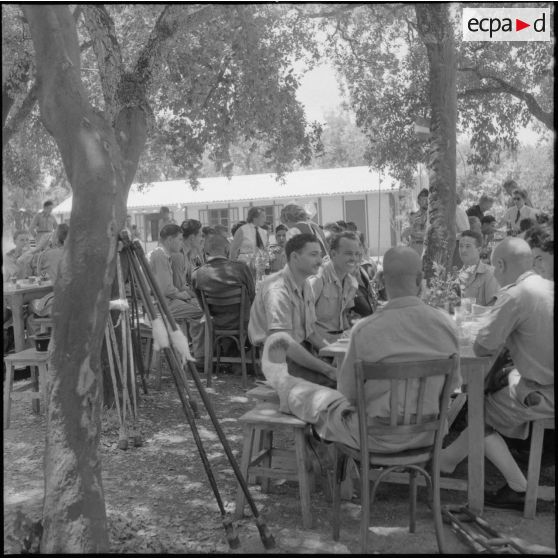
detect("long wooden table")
(3, 282), (53, 353)
(320, 339), (494, 515)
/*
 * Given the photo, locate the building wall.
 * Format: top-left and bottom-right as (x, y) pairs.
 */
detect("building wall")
(57, 191), (399, 256)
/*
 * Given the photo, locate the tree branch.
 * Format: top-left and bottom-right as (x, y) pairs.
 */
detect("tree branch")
(132, 5), (216, 93)
(3, 82), (38, 149)
(82, 5), (124, 121)
(458, 67), (553, 130)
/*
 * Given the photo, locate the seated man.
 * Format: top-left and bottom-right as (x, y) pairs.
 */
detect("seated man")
(3, 230), (31, 280)
(191, 234), (255, 330)
(148, 224), (205, 368)
(170, 219), (204, 289)
(16, 230), (53, 279)
(260, 246), (459, 453)
(308, 231), (359, 343)
(440, 237), (554, 509)
(248, 233), (337, 387)
(524, 223), (553, 281)
(27, 224), (69, 331)
(457, 230), (499, 307)
(268, 224), (288, 273)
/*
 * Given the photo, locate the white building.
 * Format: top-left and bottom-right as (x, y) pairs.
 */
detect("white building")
(53, 166), (401, 256)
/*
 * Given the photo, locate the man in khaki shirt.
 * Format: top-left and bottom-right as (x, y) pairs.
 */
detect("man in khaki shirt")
(248, 233), (337, 387)
(309, 231), (359, 343)
(441, 237), (554, 510)
(260, 247), (459, 453)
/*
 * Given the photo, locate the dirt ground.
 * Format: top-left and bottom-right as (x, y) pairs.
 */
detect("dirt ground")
(3, 366), (556, 554)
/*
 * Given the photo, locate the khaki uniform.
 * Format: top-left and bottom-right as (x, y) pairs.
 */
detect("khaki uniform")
(476, 271), (554, 438)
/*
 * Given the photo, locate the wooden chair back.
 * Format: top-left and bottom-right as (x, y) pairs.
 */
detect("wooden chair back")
(355, 354), (459, 457)
(199, 285), (248, 336)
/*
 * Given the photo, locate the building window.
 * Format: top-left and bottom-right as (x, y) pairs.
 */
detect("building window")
(200, 208), (238, 228)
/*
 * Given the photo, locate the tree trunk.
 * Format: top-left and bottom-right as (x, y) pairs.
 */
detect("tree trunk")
(22, 6), (146, 552)
(415, 5), (457, 282)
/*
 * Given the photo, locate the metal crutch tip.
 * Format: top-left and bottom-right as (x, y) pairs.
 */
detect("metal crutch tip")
(256, 523), (276, 550)
(223, 519), (240, 549)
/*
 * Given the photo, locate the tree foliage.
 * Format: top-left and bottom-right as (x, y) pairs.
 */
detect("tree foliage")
(304, 3), (554, 187)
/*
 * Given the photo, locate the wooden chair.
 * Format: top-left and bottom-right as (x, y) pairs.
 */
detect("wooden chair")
(199, 285), (256, 389)
(524, 418), (554, 519)
(234, 402), (314, 529)
(331, 354), (458, 554)
(4, 348), (49, 429)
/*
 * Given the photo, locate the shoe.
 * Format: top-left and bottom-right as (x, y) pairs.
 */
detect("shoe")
(484, 485), (525, 510)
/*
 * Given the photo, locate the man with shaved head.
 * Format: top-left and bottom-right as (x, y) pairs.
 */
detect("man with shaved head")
(441, 237), (554, 510)
(259, 246), (459, 452)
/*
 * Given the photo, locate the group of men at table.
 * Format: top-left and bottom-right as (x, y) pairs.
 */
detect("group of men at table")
(259, 236), (553, 511)
(148, 216), (553, 510)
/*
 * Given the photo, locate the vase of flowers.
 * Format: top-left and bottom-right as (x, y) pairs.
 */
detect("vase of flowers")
(421, 261), (461, 313)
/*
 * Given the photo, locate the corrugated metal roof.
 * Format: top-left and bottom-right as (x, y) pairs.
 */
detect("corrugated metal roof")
(53, 165), (398, 214)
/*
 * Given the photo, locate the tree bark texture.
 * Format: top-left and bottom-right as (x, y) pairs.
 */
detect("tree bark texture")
(22, 5), (132, 552)
(415, 5), (457, 282)
(22, 3), (205, 550)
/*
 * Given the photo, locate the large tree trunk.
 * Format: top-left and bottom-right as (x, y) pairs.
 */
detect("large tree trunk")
(415, 5), (457, 282)
(22, 6), (146, 552)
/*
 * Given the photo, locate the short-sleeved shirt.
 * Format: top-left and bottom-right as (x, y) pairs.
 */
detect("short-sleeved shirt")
(148, 246), (185, 300)
(459, 261), (499, 307)
(29, 211), (57, 235)
(338, 296), (459, 419)
(475, 271), (554, 386)
(501, 205), (538, 233)
(248, 265), (317, 345)
(308, 260), (358, 340)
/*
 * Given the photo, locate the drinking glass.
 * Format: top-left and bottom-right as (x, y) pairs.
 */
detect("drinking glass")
(461, 297), (476, 315)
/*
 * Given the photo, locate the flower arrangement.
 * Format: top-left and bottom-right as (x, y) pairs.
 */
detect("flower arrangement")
(421, 261), (461, 310)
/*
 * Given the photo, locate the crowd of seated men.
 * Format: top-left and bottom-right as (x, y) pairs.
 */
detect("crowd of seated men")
(3, 223), (69, 353)
(4, 196), (552, 512)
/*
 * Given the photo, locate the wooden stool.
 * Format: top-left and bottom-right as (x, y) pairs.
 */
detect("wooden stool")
(4, 348), (49, 429)
(234, 403), (314, 529)
(524, 418), (554, 519)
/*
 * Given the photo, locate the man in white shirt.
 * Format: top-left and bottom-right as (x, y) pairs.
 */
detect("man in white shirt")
(498, 189), (538, 235)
